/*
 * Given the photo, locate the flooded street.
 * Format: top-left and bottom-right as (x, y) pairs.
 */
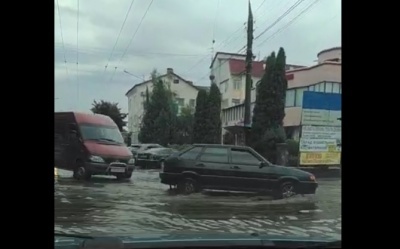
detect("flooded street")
(55, 169), (341, 240)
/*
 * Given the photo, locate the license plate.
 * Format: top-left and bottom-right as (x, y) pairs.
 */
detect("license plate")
(110, 167), (125, 173)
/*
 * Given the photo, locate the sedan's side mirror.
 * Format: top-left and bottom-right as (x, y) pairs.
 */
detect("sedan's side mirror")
(259, 161), (268, 168)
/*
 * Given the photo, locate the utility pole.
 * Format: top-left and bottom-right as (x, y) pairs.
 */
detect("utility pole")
(244, 1), (253, 146)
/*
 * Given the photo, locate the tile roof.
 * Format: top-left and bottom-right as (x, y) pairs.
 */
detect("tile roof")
(228, 59), (265, 78)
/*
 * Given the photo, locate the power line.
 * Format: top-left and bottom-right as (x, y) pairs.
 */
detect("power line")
(255, 0), (267, 12)
(236, 0), (306, 54)
(76, 0), (80, 108)
(185, 0), (281, 75)
(212, 0), (220, 40)
(253, 0), (304, 41)
(56, 0), (71, 83)
(55, 44), (208, 57)
(109, 0), (154, 85)
(257, 0), (321, 47)
(103, 0), (136, 75)
(118, 0), (154, 63)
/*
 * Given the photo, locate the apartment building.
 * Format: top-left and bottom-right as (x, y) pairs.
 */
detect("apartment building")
(125, 68), (208, 144)
(220, 47), (341, 144)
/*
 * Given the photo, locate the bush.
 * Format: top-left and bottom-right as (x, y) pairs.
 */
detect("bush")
(287, 155), (299, 166)
(286, 139), (299, 156)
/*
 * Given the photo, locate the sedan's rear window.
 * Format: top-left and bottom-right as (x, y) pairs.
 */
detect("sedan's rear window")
(199, 147), (229, 163)
(180, 147), (202, 160)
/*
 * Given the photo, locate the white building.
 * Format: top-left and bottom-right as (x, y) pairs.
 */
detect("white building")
(209, 52), (305, 143)
(125, 68), (208, 144)
(220, 47), (341, 145)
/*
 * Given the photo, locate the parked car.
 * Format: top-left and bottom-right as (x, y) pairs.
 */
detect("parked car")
(129, 144), (163, 159)
(54, 112), (135, 180)
(159, 144), (317, 199)
(135, 147), (178, 169)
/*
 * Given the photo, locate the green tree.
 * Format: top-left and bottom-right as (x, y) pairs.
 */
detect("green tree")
(138, 70), (176, 145)
(204, 83), (222, 144)
(91, 100), (127, 131)
(192, 89), (208, 143)
(174, 105), (194, 144)
(250, 48), (288, 163)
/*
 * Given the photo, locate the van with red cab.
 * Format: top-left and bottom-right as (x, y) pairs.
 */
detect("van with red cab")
(54, 112), (135, 180)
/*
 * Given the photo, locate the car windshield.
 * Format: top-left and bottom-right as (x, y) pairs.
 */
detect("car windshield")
(55, 0), (341, 246)
(80, 124), (124, 144)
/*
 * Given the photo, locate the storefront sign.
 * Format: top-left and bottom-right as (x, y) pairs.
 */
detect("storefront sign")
(300, 152), (341, 165)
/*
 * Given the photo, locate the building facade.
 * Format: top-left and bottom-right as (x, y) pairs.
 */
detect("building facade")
(125, 68), (207, 144)
(221, 47), (342, 144)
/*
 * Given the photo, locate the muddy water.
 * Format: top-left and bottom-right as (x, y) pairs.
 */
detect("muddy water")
(55, 169), (341, 240)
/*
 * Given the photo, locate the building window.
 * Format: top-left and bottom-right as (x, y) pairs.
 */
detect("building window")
(325, 82), (333, 93)
(317, 82), (325, 92)
(233, 77), (241, 90)
(285, 89), (295, 107)
(189, 99), (195, 107)
(295, 88), (307, 107)
(176, 98), (184, 106)
(308, 85), (315, 91)
(173, 79), (179, 84)
(332, 83), (340, 93)
(339, 84), (342, 93)
(232, 98), (240, 105)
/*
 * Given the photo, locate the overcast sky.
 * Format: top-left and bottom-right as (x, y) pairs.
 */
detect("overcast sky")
(55, 0), (341, 114)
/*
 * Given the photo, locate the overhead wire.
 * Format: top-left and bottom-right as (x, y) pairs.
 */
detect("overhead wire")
(118, 0), (154, 63)
(103, 0), (136, 77)
(55, 43), (208, 57)
(185, 0), (284, 75)
(110, 0), (154, 84)
(256, 0), (321, 48)
(76, 0), (80, 108)
(195, 0), (317, 83)
(253, 0), (304, 41)
(56, 0), (71, 83)
(233, 0), (308, 57)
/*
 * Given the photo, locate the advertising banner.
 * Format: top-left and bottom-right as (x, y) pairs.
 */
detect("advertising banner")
(299, 92), (341, 166)
(300, 152), (341, 165)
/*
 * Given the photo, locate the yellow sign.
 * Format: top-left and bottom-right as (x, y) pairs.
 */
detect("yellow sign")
(300, 152), (341, 165)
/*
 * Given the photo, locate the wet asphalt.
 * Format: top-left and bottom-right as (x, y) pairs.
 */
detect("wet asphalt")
(54, 169), (341, 240)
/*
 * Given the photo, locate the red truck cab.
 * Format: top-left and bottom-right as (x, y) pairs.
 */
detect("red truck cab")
(54, 112), (134, 180)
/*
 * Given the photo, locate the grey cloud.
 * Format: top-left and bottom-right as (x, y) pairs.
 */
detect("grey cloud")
(55, 0), (341, 114)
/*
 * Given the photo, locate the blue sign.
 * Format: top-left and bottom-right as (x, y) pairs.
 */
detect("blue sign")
(302, 91), (341, 111)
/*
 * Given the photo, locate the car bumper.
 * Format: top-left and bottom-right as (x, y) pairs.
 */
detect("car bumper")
(297, 181), (318, 194)
(85, 162), (135, 175)
(159, 172), (181, 185)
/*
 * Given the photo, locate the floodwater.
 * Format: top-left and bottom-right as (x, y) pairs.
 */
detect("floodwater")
(55, 169), (341, 240)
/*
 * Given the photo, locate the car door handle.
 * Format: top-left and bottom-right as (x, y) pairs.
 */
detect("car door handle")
(195, 163), (205, 167)
(231, 166), (240, 169)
